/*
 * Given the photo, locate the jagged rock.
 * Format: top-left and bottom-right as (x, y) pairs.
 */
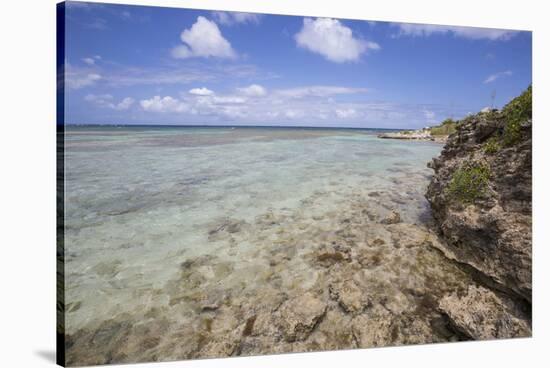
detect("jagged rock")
(312, 243), (352, 267)
(351, 309), (394, 347)
(426, 87), (532, 303)
(438, 285), (531, 340)
(305, 309), (356, 350)
(276, 292), (327, 342)
(380, 210), (401, 224)
(329, 280), (371, 314)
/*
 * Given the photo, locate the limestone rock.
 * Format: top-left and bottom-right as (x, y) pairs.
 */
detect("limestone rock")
(438, 285), (531, 340)
(329, 280), (371, 314)
(426, 88), (532, 303)
(380, 210), (401, 225)
(351, 310), (394, 347)
(276, 292), (327, 342)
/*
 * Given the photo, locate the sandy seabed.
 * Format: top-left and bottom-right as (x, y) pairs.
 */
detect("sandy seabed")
(62, 127), (474, 366)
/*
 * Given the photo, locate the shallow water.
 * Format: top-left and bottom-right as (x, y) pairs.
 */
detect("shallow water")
(63, 126), (473, 365)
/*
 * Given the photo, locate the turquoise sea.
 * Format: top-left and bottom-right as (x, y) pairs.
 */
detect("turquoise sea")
(62, 126), (471, 365)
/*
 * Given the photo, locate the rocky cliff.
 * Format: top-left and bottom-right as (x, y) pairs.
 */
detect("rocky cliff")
(426, 86), (532, 338)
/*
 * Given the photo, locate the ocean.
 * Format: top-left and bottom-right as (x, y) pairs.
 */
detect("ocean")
(62, 126), (472, 364)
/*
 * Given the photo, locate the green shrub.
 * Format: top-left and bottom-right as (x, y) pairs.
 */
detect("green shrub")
(502, 85), (532, 146)
(447, 162), (491, 203)
(430, 118), (457, 136)
(483, 137), (501, 154)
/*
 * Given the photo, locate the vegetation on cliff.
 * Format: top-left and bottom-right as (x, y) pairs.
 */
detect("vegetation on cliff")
(429, 118), (457, 136)
(446, 162), (491, 203)
(425, 86), (532, 340)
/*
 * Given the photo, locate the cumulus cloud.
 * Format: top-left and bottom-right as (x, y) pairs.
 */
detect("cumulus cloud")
(393, 23), (517, 41)
(171, 16), (236, 59)
(237, 84), (267, 97)
(140, 93), (248, 118)
(484, 70), (513, 84)
(116, 97), (135, 110)
(212, 11), (262, 26)
(134, 84), (471, 128)
(140, 96), (188, 113)
(295, 18), (379, 63)
(85, 94), (135, 110)
(135, 83), (375, 124)
(189, 87), (214, 96)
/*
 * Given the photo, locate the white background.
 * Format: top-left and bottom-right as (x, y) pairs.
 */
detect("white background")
(0, 0), (548, 367)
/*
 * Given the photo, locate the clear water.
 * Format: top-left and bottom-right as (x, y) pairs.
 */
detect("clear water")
(63, 126), (471, 365)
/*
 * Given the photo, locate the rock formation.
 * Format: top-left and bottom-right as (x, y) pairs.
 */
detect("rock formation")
(426, 86), (532, 339)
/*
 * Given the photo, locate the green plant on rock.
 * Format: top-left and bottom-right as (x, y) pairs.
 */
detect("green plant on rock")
(430, 118), (457, 136)
(484, 109), (501, 122)
(483, 136), (501, 154)
(447, 162), (491, 203)
(502, 85), (532, 146)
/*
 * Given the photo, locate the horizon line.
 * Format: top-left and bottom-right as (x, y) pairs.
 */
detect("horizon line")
(61, 123), (413, 131)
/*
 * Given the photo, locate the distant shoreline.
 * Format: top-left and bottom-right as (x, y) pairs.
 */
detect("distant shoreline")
(62, 124), (411, 132)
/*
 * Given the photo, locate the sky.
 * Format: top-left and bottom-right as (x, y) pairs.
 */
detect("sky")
(62, 1), (532, 129)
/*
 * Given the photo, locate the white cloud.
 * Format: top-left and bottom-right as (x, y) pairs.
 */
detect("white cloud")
(335, 108), (357, 118)
(171, 16), (236, 59)
(82, 57), (95, 65)
(275, 85), (368, 98)
(484, 70), (513, 84)
(66, 72), (101, 89)
(116, 97), (135, 110)
(82, 55), (102, 65)
(84, 94), (112, 102)
(140, 93), (245, 116)
(211, 96), (247, 104)
(295, 18), (379, 63)
(285, 110), (303, 119)
(393, 23), (517, 41)
(133, 85), (471, 128)
(128, 83), (472, 127)
(136, 84), (370, 123)
(212, 11), (262, 26)
(237, 84), (267, 97)
(189, 87), (214, 96)
(85, 94), (134, 110)
(140, 96), (188, 113)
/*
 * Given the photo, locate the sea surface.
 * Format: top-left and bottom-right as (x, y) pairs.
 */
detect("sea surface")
(62, 126), (472, 365)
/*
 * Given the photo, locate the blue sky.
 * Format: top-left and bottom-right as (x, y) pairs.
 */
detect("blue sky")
(63, 1), (532, 128)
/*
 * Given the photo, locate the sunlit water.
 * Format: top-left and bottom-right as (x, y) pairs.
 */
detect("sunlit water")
(63, 126), (472, 365)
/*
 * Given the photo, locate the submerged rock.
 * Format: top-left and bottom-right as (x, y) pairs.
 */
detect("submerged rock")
(351, 310), (394, 347)
(438, 285), (531, 340)
(380, 210), (401, 225)
(329, 280), (371, 314)
(276, 292), (327, 342)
